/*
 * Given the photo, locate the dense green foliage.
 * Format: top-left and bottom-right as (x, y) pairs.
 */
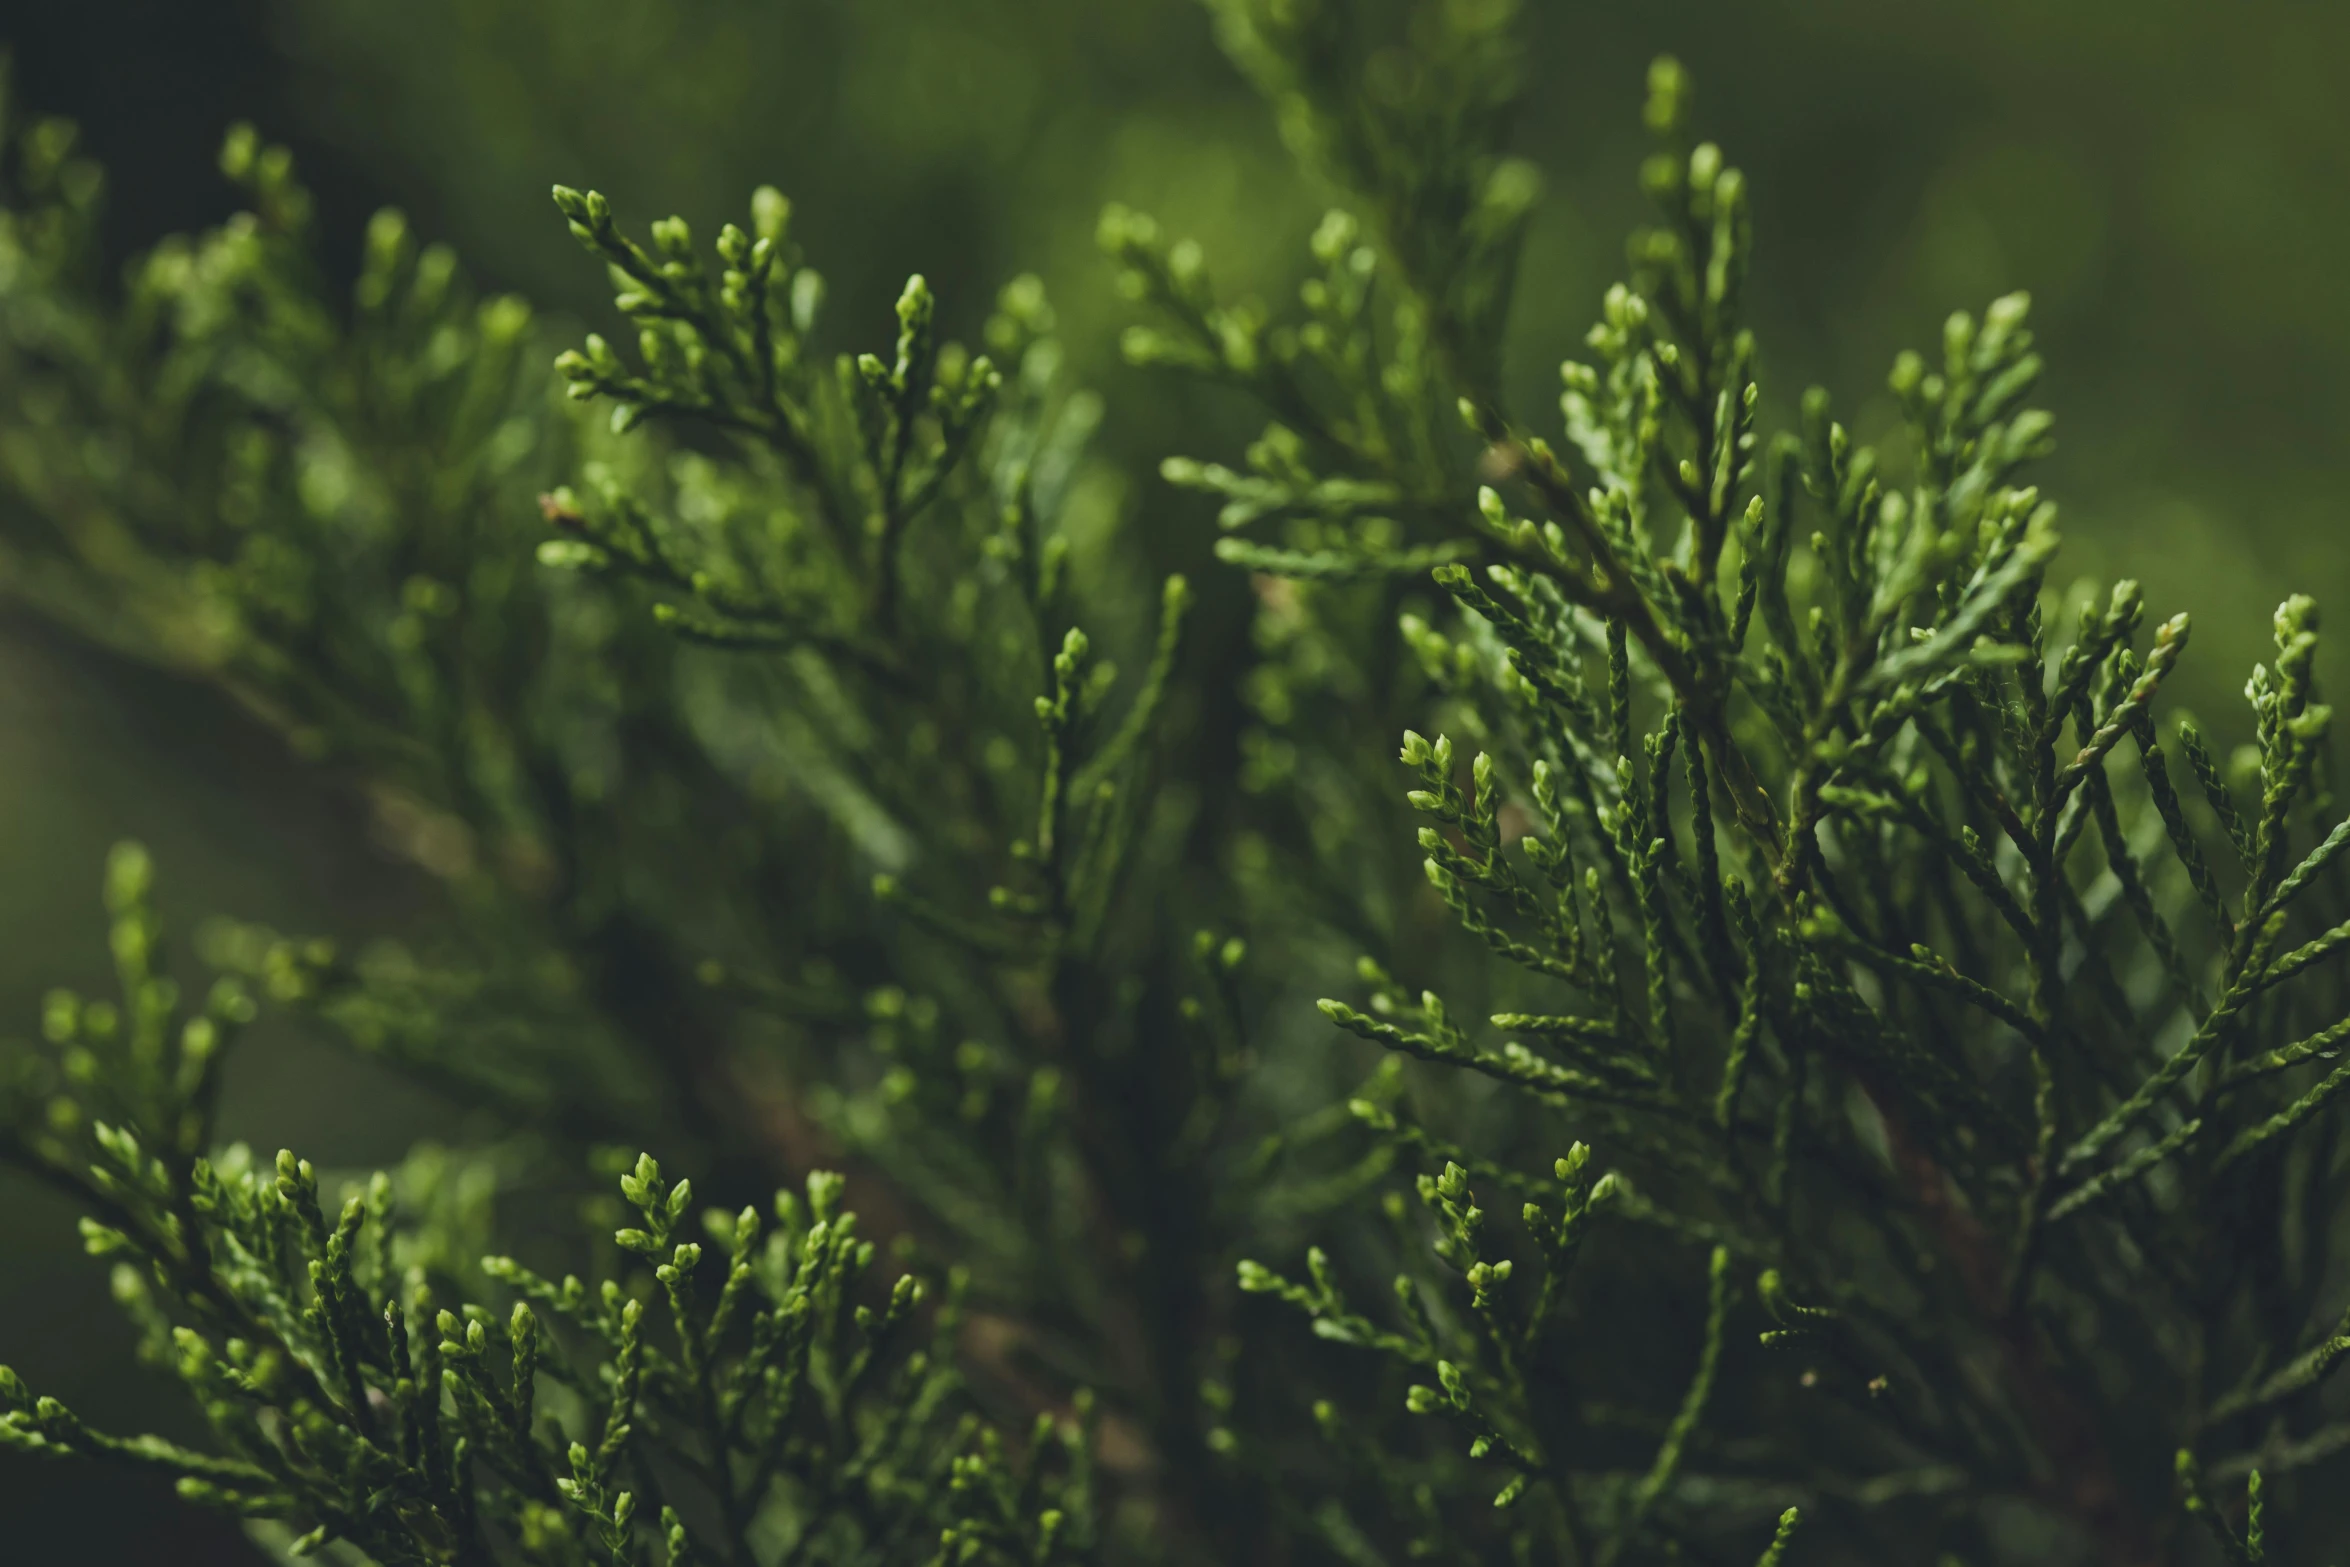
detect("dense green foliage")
(3, 3), (2349, 1562)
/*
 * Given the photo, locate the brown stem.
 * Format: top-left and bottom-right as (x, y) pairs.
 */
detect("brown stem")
(1870, 1082), (2167, 1567)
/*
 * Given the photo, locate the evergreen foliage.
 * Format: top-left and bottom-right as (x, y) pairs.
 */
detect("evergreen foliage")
(2, 849), (1089, 1564)
(2, 4), (2348, 1562)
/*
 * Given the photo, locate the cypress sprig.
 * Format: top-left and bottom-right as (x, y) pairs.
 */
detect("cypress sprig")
(6, 3), (2350, 1562)
(1, 853), (1089, 1564)
(1140, 12), (2350, 1561)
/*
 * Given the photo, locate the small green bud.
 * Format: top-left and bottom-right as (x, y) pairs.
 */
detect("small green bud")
(1, 1362), (35, 1418)
(40, 990), (78, 1044)
(1643, 55), (1689, 136)
(103, 842), (152, 914)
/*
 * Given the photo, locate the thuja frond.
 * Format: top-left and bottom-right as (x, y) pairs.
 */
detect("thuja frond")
(7, 4), (2350, 1564)
(0, 63), (1226, 1549)
(0, 855), (1094, 1566)
(1174, 31), (2350, 1566)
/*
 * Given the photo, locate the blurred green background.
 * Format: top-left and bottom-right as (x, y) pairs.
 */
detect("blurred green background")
(3, 0), (2344, 1557)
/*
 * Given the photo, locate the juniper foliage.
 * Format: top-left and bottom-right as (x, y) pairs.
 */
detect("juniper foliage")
(3, 3), (2349, 1564)
(0, 851), (1090, 1565)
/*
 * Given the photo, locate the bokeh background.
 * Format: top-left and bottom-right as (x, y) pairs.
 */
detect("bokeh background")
(3, 0), (2345, 1557)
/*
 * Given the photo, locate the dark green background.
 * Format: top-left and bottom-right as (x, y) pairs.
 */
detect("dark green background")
(2, 0), (2342, 1557)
